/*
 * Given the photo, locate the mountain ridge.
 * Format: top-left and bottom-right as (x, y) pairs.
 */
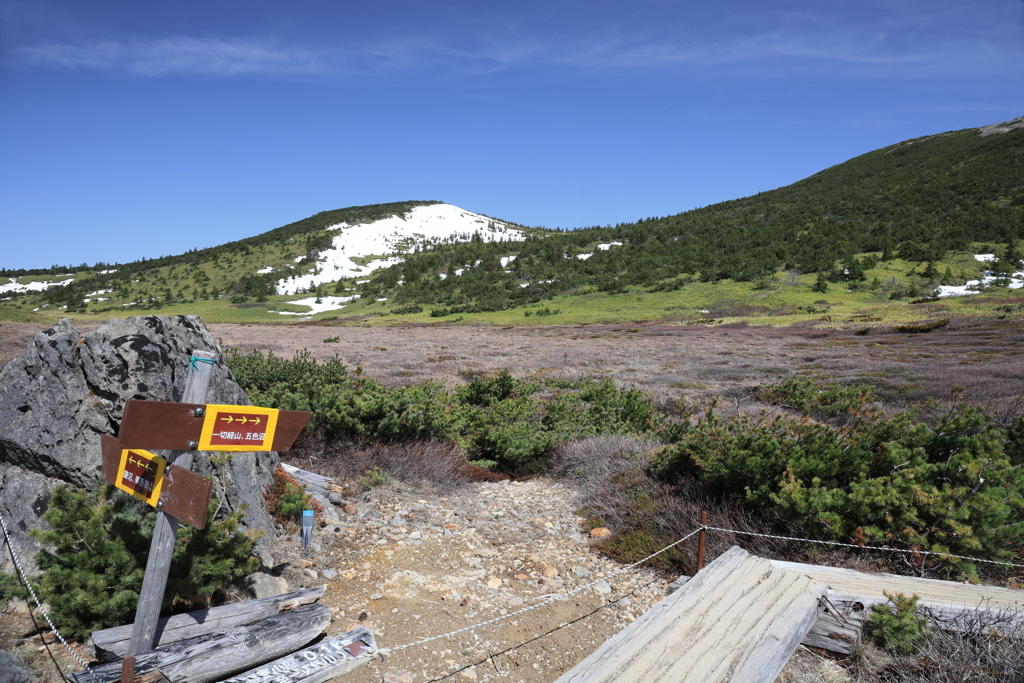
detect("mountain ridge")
(1, 114), (1022, 325)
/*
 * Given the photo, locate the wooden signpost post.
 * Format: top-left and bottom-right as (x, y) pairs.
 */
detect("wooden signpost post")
(98, 350), (311, 662)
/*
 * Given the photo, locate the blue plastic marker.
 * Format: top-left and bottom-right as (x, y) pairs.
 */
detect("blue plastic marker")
(302, 509), (313, 551)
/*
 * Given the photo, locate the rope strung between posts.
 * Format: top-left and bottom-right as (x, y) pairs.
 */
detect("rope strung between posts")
(702, 525), (1024, 570)
(188, 356), (216, 371)
(376, 526), (703, 657)
(0, 506), (96, 682)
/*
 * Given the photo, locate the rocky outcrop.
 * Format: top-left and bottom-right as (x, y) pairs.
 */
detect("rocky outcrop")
(0, 649), (36, 683)
(0, 466), (58, 576)
(0, 315), (279, 572)
(978, 115), (1024, 137)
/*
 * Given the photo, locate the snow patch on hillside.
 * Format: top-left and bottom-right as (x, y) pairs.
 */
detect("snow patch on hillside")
(936, 254), (1024, 297)
(0, 275), (74, 296)
(275, 204), (523, 299)
(276, 295), (360, 316)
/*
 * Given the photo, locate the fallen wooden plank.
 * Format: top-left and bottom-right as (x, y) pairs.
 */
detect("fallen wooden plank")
(801, 592), (866, 655)
(770, 559), (1024, 614)
(809, 587), (1024, 647)
(91, 586), (325, 661)
(554, 546), (827, 683)
(70, 603), (330, 683)
(773, 559), (1024, 639)
(280, 464), (332, 497)
(221, 626), (376, 683)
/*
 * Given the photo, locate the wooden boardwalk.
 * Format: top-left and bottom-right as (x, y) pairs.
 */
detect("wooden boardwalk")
(771, 559), (1024, 646)
(771, 559), (1024, 614)
(554, 547), (826, 683)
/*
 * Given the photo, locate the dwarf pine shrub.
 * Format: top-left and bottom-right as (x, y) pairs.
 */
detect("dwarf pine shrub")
(226, 351), (659, 469)
(29, 485), (258, 638)
(868, 592), (930, 654)
(651, 383), (1024, 572)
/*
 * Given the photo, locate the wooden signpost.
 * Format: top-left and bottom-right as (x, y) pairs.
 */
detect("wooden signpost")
(98, 349), (311, 662)
(117, 399), (309, 453)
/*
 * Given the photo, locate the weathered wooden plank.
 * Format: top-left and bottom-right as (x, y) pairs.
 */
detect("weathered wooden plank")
(667, 573), (865, 656)
(221, 626), (376, 683)
(92, 586), (325, 661)
(770, 559), (1024, 613)
(118, 400), (207, 451)
(555, 546), (827, 683)
(271, 413), (312, 454)
(801, 592), (866, 655)
(71, 603), (330, 683)
(805, 587), (1024, 649)
(279, 464), (332, 497)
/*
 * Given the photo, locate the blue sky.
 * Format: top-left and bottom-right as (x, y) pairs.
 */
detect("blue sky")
(2, 0), (1023, 270)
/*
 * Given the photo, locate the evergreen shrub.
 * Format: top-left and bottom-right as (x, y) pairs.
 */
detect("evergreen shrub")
(264, 467), (321, 524)
(868, 592), (930, 654)
(650, 381), (1024, 572)
(226, 351), (659, 468)
(28, 485), (258, 638)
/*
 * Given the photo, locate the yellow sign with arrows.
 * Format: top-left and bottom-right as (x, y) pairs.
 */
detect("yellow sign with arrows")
(197, 404), (280, 452)
(115, 448), (167, 506)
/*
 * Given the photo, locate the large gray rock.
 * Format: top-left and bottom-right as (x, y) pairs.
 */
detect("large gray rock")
(0, 466), (58, 576)
(0, 315), (279, 570)
(0, 649), (35, 683)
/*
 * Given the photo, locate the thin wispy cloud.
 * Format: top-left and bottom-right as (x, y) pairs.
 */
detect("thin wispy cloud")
(17, 37), (335, 77)
(10, 11), (1022, 81)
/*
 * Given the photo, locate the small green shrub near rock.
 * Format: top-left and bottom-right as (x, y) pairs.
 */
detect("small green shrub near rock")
(264, 467), (319, 524)
(25, 484), (258, 638)
(361, 468), (390, 488)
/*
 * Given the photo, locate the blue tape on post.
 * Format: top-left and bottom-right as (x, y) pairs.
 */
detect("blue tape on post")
(301, 509), (313, 551)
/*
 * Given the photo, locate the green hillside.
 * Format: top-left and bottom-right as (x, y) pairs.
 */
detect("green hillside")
(373, 124), (1024, 312)
(0, 201), (441, 317)
(2, 120), (1022, 327)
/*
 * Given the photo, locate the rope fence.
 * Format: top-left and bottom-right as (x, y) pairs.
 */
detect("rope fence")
(7, 504), (1024, 679)
(702, 525), (1024, 570)
(379, 526), (703, 656)
(383, 516), (1024, 660)
(0, 505), (94, 682)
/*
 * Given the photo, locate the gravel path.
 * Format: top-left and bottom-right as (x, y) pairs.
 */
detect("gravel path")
(270, 477), (669, 683)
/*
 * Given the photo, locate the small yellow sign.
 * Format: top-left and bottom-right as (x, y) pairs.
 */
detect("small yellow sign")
(198, 405), (280, 452)
(115, 448), (167, 507)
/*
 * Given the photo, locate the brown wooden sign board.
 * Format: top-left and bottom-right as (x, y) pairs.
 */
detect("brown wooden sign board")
(101, 435), (213, 530)
(118, 400), (310, 453)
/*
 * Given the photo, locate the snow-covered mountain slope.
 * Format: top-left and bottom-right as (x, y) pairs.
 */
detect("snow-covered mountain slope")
(275, 204), (524, 296)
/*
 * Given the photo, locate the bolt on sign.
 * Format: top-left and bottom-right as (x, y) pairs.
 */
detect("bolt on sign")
(115, 448), (167, 506)
(198, 405), (280, 451)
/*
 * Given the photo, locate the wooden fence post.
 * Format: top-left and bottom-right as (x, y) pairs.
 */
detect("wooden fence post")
(127, 350), (217, 656)
(696, 511), (707, 572)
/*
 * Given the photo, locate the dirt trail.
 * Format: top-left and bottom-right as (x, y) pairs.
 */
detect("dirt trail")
(269, 477), (668, 683)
